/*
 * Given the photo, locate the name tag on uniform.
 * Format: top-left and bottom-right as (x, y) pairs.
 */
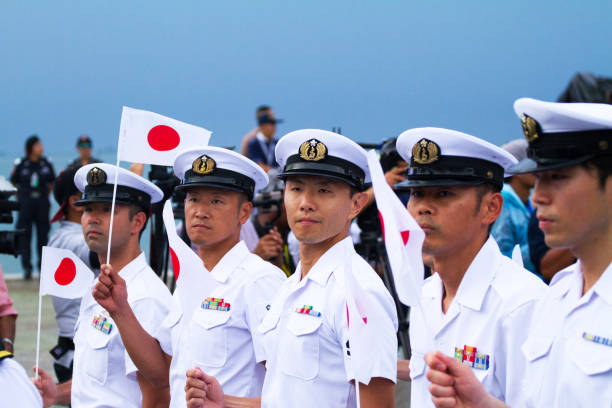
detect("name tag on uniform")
(454, 345), (489, 370)
(295, 305), (321, 317)
(202, 297), (231, 312)
(91, 314), (113, 335)
(583, 332), (612, 347)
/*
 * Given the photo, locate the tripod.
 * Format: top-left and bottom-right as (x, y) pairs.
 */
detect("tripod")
(357, 231), (411, 359)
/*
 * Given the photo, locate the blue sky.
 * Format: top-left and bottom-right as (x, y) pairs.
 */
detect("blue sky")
(1, 1), (610, 156)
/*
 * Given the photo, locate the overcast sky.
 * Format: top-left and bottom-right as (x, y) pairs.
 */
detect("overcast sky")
(1, 1), (610, 156)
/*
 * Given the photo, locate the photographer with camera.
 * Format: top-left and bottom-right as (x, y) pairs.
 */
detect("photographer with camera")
(251, 175), (295, 275)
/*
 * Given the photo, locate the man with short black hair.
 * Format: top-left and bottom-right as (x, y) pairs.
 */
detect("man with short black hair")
(424, 98), (612, 408)
(90, 147), (285, 406)
(394, 128), (546, 407)
(245, 109), (283, 172)
(47, 165), (99, 384)
(34, 163), (173, 407)
(185, 130), (399, 407)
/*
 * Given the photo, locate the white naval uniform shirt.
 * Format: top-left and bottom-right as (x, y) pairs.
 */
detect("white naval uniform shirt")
(71, 253), (172, 408)
(259, 237), (398, 408)
(520, 261), (612, 407)
(409, 237), (546, 408)
(155, 241), (285, 407)
(0, 357), (43, 407)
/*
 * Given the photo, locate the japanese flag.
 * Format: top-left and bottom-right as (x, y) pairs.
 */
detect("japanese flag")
(366, 149), (425, 307)
(344, 246), (397, 387)
(118, 106), (212, 166)
(162, 200), (216, 320)
(40, 246), (95, 298)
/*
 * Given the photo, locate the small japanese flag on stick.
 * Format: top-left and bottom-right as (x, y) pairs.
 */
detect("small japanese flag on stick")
(162, 200), (216, 321)
(40, 246), (95, 298)
(36, 246), (95, 379)
(366, 149), (425, 307)
(118, 106), (212, 166)
(344, 246), (397, 406)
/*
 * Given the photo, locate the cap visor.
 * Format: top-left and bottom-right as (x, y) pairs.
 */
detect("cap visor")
(394, 178), (486, 190)
(278, 170), (361, 189)
(507, 155), (595, 174)
(175, 182), (246, 195)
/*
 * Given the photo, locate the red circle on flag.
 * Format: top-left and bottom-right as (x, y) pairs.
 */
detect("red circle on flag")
(54, 258), (77, 286)
(170, 247), (180, 280)
(147, 125), (180, 151)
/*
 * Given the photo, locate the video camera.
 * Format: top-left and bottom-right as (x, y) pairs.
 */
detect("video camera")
(0, 177), (27, 257)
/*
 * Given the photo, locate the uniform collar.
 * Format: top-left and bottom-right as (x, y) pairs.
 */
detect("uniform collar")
(296, 236), (353, 286)
(118, 252), (148, 286)
(590, 261), (612, 306)
(59, 220), (83, 230)
(210, 240), (250, 283)
(453, 236), (500, 311)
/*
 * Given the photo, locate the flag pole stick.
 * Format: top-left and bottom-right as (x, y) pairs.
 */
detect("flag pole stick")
(34, 293), (42, 379)
(355, 376), (361, 408)
(106, 123), (124, 265)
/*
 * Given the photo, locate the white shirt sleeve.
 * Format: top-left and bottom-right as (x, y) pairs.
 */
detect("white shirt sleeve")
(244, 271), (285, 363)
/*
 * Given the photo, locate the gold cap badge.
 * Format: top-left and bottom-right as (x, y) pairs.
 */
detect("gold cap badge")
(521, 114), (540, 143)
(299, 139), (328, 161)
(192, 155), (216, 175)
(87, 167), (107, 186)
(412, 139), (440, 165)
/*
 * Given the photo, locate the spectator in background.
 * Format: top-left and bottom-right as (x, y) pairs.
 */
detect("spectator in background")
(10, 135), (56, 280)
(47, 165), (100, 384)
(239, 105), (273, 156)
(0, 265), (17, 354)
(68, 135), (102, 168)
(491, 139), (536, 273)
(245, 108), (283, 172)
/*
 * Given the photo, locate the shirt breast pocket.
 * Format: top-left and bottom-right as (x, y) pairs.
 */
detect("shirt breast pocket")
(190, 309), (231, 368)
(569, 334), (612, 376)
(280, 314), (322, 380)
(85, 328), (112, 385)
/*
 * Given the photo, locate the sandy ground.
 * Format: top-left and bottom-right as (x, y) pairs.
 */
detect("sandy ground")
(6, 277), (411, 407)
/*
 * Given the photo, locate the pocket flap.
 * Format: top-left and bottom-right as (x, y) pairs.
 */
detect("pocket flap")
(521, 336), (553, 362)
(286, 314), (322, 336)
(409, 353), (426, 379)
(86, 326), (112, 350)
(192, 309), (231, 330)
(258, 311), (280, 334)
(569, 335), (612, 375)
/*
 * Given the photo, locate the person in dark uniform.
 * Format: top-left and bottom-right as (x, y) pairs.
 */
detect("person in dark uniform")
(10, 135), (56, 279)
(68, 134), (102, 168)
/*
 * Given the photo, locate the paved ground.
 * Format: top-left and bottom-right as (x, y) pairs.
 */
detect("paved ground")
(6, 276), (411, 407)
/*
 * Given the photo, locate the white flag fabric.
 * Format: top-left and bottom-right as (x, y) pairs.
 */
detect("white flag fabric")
(511, 244), (524, 267)
(366, 149), (425, 307)
(118, 106), (212, 166)
(344, 246), (396, 388)
(162, 200), (216, 320)
(40, 246), (95, 299)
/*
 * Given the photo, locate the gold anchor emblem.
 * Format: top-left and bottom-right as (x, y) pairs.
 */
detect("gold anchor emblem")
(521, 114), (540, 143)
(412, 139), (440, 165)
(299, 139), (328, 161)
(192, 155), (216, 175)
(87, 167), (107, 186)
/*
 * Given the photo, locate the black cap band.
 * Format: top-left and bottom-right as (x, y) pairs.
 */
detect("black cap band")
(279, 154), (366, 190)
(177, 168), (256, 200)
(74, 184), (152, 209)
(407, 155), (505, 188)
(528, 129), (611, 161)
